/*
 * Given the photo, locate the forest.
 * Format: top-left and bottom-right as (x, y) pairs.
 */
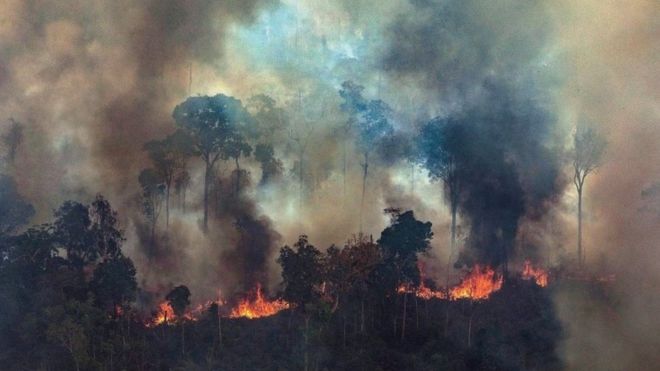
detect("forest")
(0, 0), (658, 370)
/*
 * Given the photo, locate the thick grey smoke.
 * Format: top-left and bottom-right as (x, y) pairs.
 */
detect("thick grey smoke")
(381, 0), (566, 268)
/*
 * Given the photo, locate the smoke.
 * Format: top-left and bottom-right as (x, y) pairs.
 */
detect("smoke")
(1, 0), (658, 367)
(381, 0), (566, 268)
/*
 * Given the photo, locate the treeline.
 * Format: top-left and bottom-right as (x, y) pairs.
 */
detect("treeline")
(0, 195), (561, 370)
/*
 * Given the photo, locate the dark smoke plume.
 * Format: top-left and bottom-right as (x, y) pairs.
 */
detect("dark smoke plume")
(382, 0), (565, 268)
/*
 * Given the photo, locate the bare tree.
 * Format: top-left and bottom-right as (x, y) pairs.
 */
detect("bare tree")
(572, 124), (606, 267)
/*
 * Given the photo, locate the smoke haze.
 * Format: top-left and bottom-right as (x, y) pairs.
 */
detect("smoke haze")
(0, 0), (657, 368)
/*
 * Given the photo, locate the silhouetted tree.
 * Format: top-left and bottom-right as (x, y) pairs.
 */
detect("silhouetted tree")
(254, 143), (283, 185)
(222, 133), (252, 194)
(377, 209), (433, 340)
(173, 94), (253, 231)
(166, 285), (191, 355)
(418, 117), (463, 264)
(144, 130), (195, 228)
(278, 235), (323, 311)
(339, 81), (393, 230)
(572, 124), (606, 266)
(89, 255), (137, 312)
(53, 201), (96, 268)
(174, 170), (191, 213)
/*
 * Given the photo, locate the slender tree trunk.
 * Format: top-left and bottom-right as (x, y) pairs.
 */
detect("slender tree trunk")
(150, 216), (156, 248)
(299, 151), (304, 208)
(234, 157), (240, 195)
(182, 186), (186, 213)
(203, 161), (211, 231)
(304, 315), (310, 371)
(359, 152), (368, 233)
(401, 292), (407, 341)
(217, 308), (222, 350)
(578, 186), (583, 267)
(415, 296), (419, 330)
(165, 184), (170, 229)
(342, 138), (347, 201)
(342, 313), (347, 348)
(360, 297), (365, 334)
(181, 321), (185, 355)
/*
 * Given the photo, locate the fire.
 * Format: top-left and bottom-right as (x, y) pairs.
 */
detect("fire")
(521, 260), (549, 287)
(148, 302), (176, 327)
(229, 284), (291, 319)
(449, 265), (503, 300)
(397, 264), (502, 301)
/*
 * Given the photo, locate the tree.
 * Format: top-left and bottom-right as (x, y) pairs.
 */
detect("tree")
(89, 195), (124, 260)
(222, 132), (252, 195)
(138, 168), (165, 245)
(278, 235), (323, 371)
(325, 236), (381, 338)
(572, 124), (606, 266)
(174, 170), (191, 213)
(418, 117), (463, 266)
(3, 118), (23, 165)
(166, 285), (191, 355)
(254, 143), (283, 186)
(53, 201), (96, 268)
(377, 209), (433, 340)
(339, 81), (393, 231)
(278, 235), (323, 312)
(144, 130), (195, 228)
(173, 95), (253, 231)
(0, 174), (35, 236)
(89, 255), (137, 312)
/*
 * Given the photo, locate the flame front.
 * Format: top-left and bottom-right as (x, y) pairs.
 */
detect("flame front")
(229, 284), (290, 319)
(521, 260), (549, 287)
(449, 265), (503, 300)
(148, 302), (176, 327)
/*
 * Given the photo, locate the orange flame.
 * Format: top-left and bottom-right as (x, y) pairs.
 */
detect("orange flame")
(449, 265), (503, 300)
(148, 302), (176, 327)
(522, 260), (549, 287)
(229, 284), (290, 319)
(398, 265), (503, 301)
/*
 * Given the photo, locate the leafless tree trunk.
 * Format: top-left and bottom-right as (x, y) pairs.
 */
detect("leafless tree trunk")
(401, 291), (407, 341)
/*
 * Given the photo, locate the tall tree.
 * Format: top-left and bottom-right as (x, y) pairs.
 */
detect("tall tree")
(89, 255), (137, 312)
(222, 133), (252, 195)
(572, 124), (606, 266)
(174, 170), (191, 213)
(138, 169), (165, 245)
(254, 143), (283, 186)
(339, 81), (393, 231)
(418, 118), (463, 271)
(278, 235), (323, 312)
(166, 285), (191, 355)
(144, 130), (195, 228)
(173, 95), (253, 231)
(377, 209), (433, 340)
